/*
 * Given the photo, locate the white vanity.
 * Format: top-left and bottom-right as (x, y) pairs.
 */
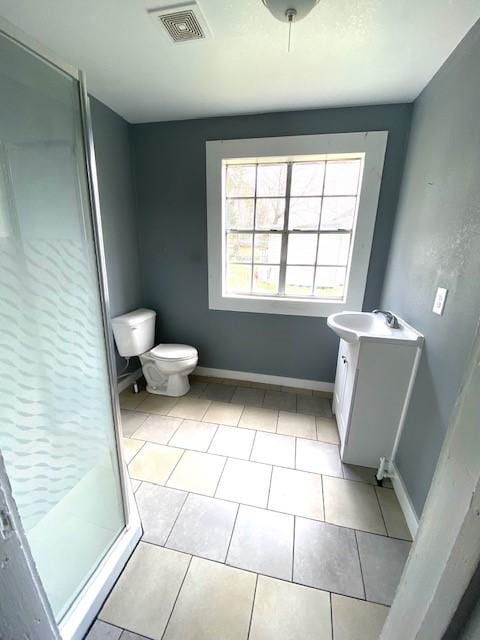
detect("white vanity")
(327, 311), (424, 469)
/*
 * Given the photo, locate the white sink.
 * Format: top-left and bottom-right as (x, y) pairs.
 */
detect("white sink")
(327, 311), (423, 345)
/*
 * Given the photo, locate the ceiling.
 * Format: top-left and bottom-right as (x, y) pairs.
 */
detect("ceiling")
(1, 0), (479, 123)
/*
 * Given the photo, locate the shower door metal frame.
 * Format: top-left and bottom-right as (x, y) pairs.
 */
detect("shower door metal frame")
(0, 18), (141, 640)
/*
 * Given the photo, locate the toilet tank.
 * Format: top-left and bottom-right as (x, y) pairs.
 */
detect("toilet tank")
(111, 308), (156, 357)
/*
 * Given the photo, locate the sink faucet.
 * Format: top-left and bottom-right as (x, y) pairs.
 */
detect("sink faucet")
(372, 309), (399, 328)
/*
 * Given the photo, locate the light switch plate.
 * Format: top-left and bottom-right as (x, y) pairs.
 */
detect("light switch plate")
(433, 287), (448, 315)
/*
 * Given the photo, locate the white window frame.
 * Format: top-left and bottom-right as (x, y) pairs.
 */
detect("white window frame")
(206, 131), (388, 317)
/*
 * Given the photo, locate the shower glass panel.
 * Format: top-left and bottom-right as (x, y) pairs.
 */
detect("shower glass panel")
(0, 33), (125, 621)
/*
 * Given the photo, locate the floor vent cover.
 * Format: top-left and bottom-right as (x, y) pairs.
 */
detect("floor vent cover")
(149, 3), (211, 43)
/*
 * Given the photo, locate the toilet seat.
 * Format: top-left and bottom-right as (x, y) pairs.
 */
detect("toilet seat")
(149, 343), (198, 362)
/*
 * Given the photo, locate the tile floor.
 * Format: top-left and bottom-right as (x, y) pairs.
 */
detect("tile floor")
(85, 376), (411, 640)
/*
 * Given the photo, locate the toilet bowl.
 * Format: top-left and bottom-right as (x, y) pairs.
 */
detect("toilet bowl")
(111, 308), (198, 398)
(140, 344), (198, 397)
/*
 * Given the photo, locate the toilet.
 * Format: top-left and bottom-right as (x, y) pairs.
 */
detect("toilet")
(111, 308), (198, 397)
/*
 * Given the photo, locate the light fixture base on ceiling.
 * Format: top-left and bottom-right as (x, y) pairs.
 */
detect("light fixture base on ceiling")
(261, 0), (320, 23)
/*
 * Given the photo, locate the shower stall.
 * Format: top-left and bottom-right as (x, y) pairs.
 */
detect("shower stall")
(0, 23), (141, 640)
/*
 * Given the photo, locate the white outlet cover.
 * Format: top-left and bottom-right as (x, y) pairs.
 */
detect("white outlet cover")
(433, 287), (448, 315)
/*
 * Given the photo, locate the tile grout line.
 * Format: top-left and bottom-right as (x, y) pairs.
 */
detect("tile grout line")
(354, 529), (367, 601)
(330, 591), (335, 640)
(265, 464), (274, 510)
(160, 554), (194, 640)
(163, 490), (190, 549)
(163, 448), (187, 487)
(248, 430), (259, 462)
(246, 573), (259, 640)
(165, 417), (184, 446)
(374, 485), (390, 537)
(129, 452), (403, 538)
(223, 501), (241, 563)
(124, 439), (146, 468)
(213, 455), (229, 498)
(321, 474), (327, 522)
(138, 538), (391, 608)
(291, 515), (296, 582)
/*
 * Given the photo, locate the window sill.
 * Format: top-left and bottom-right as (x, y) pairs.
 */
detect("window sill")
(209, 292), (359, 318)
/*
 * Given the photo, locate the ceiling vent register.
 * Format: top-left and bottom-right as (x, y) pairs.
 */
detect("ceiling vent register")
(148, 2), (211, 43)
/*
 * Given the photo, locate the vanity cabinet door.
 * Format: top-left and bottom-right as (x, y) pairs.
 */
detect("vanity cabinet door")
(333, 341), (347, 416)
(334, 340), (359, 445)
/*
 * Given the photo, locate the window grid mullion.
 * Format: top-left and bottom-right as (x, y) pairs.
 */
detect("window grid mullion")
(312, 159), (329, 295)
(250, 165), (258, 294)
(278, 163), (292, 295)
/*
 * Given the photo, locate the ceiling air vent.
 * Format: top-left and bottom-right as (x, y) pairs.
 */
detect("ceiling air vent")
(148, 2), (211, 43)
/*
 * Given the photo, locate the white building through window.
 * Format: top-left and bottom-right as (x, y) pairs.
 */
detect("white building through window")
(207, 132), (388, 317)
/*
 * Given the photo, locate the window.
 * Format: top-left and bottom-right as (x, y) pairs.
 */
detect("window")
(207, 132), (388, 317)
(225, 158), (361, 301)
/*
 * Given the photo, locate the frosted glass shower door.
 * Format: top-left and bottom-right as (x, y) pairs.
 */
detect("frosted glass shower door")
(0, 33), (126, 621)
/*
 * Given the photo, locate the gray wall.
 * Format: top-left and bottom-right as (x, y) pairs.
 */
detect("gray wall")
(131, 104), (411, 381)
(380, 22), (480, 515)
(91, 97), (143, 374)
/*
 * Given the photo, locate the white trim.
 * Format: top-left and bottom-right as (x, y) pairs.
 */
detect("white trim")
(390, 462), (419, 539)
(117, 367), (143, 393)
(206, 131), (388, 317)
(59, 486), (141, 640)
(194, 365), (334, 392)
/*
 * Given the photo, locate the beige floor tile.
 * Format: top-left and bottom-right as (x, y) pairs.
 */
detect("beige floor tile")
(208, 425), (256, 459)
(121, 437), (144, 464)
(277, 411), (316, 439)
(296, 438), (343, 477)
(99, 543), (190, 640)
(203, 401), (244, 426)
(263, 390), (297, 412)
(316, 417), (340, 444)
(128, 443), (183, 484)
(297, 395), (333, 417)
(216, 458), (272, 508)
(238, 406), (278, 432)
(282, 386), (312, 395)
(168, 397), (211, 420)
(120, 410), (148, 437)
(376, 487), (412, 540)
(323, 476), (386, 535)
(183, 381), (208, 397)
(250, 575), (332, 640)
(313, 390), (334, 399)
(132, 414), (182, 444)
(268, 467), (324, 520)
(227, 505), (293, 580)
(119, 390), (147, 410)
(250, 431), (295, 468)
(231, 386), (265, 407)
(136, 394), (179, 415)
(168, 419), (218, 452)
(331, 594), (389, 640)
(202, 382), (236, 402)
(167, 450), (226, 496)
(163, 557), (256, 640)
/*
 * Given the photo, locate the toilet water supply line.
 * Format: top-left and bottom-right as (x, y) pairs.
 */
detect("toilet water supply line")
(376, 344), (424, 485)
(117, 357), (131, 380)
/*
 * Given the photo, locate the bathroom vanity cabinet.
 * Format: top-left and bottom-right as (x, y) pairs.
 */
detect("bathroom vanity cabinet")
(333, 334), (423, 468)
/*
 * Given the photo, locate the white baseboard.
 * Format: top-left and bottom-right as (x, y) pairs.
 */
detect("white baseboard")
(117, 368), (143, 393)
(391, 462), (419, 538)
(194, 366), (334, 393)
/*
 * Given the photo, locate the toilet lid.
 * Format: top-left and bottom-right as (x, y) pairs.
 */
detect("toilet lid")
(149, 343), (197, 362)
